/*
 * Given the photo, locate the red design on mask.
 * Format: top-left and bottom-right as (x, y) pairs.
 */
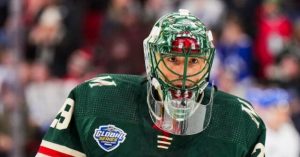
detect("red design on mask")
(171, 36), (200, 54)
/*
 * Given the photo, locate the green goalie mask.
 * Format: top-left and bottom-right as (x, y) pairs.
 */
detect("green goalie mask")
(143, 9), (215, 135)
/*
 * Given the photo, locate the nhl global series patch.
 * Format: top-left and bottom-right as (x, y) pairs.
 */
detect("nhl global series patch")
(93, 124), (127, 152)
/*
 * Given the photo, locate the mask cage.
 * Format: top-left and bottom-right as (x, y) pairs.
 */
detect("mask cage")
(148, 42), (215, 92)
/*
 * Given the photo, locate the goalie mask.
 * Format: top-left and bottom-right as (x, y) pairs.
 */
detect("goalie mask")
(143, 9), (215, 135)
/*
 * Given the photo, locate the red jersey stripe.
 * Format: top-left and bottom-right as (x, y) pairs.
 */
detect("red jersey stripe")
(38, 146), (73, 157)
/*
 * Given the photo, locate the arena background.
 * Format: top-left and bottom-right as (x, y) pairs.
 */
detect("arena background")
(0, 0), (300, 156)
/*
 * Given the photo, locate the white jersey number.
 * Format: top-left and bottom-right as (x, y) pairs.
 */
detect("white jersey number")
(50, 98), (74, 130)
(251, 143), (265, 157)
(87, 76), (117, 88)
(238, 98), (260, 128)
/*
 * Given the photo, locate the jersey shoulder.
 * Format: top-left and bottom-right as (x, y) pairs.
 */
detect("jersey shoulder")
(213, 89), (264, 129)
(76, 73), (146, 89)
(72, 74), (146, 98)
(206, 89), (265, 148)
(70, 74), (147, 121)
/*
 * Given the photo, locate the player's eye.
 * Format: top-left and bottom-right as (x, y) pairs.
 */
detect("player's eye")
(167, 57), (177, 63)
(189, 58), (199, 64)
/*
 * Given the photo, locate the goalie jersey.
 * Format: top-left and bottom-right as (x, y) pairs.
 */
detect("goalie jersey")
(36, 74), (266, 157)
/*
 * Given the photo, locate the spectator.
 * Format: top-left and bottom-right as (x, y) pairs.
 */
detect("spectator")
(25, 62), (65, 133)
(216, 15), (254, 84)
(63, 49), (92, 95)
(254, 0), (293, 79)
(0, 45), (25, 157)
(25, 0), (81, 77)
(95, 0), (149, 74)
(247, 87), (300, 157)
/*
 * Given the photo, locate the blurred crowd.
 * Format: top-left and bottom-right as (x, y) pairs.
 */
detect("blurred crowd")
(1, 0), (300, 156)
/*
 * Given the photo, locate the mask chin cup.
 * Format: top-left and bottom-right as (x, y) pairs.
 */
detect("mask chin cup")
(147, 83), (215, 135)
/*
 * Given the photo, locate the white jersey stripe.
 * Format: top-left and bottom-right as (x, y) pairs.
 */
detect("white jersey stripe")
(157, 140), (171, 145)
(157, 145), (169, 149)
(157, 135), (173, 141)
(40, 140), (86, 157)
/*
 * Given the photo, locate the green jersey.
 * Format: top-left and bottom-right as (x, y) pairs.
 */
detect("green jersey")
(36, 74), (266, 157)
